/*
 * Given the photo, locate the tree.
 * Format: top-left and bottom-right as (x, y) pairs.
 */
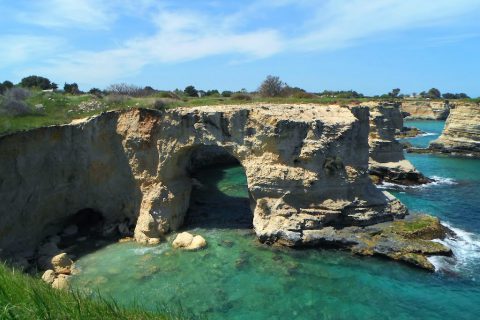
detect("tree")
(20, 76), (55, 90)
(388, 88), (401, 98)
(221, 90), (233, 97)
(0, 80), (13, 94)
(64, 83), (80, 94)
(442, 92), (470, 99)
(184, 85), (198, 97)
(89, 88), (102, 96)
(106, 83), (143, 97)
(427, 88), (441, 99)
(205, 89), (220, 96)
(258, 75), (285, 97)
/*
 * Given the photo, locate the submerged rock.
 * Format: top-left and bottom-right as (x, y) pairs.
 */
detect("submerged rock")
(172, 232), (207, 250)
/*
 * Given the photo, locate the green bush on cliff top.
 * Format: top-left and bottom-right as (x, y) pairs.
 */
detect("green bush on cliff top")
(0, 263), (193, 320)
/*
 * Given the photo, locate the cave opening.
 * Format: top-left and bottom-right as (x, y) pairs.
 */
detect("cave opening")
(183, 145), (253, 230)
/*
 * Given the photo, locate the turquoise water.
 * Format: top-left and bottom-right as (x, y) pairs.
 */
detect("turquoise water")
(71, 122), (480, 319)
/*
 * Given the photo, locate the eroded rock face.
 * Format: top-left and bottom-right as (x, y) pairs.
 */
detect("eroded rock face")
(366, 102), (430, 185)
(401, 100), (451, 120)
(0, 105), (407, 256)
(430, 103), (480, 157)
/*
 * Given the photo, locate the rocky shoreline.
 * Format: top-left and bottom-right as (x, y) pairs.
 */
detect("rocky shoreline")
(0, 104), (454, 277)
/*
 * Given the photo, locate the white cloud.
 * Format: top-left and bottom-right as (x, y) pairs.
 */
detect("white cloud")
(294, 0), (480, 51)
(0, 35), (64, 69)
(15, 0), (480, 87)
(16, 0), (115, 30)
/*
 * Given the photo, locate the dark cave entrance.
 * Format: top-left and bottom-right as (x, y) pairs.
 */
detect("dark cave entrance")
(183, 145), (253, 230)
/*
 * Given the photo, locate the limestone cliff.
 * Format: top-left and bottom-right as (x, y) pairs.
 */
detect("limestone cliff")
(430, 103), (480, 157)
(401, 100), (450, 120)
(366, 102), (430, 185)
(0, 104), (450, 270)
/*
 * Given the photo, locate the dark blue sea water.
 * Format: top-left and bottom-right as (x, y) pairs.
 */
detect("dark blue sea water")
(70, 120), (480, 319)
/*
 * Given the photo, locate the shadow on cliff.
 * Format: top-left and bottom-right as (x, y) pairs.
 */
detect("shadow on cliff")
(183, 163), (253, 230)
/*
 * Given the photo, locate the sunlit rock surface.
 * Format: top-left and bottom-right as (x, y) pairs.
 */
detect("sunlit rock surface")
(430, 103), (480, 157)
(0, 104), (451, 269)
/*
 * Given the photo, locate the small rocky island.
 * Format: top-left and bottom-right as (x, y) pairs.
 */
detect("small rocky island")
(0, 103), (454, 286)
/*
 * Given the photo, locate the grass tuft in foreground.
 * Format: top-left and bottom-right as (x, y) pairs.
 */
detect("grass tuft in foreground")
(0, 263), (196, 320)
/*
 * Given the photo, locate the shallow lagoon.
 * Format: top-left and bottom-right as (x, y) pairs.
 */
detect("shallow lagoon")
(71, 120), (480, 319)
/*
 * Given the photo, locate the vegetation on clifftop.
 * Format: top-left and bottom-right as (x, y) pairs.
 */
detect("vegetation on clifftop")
(0, 264), (192, 320)
(1, 74), (478, 136)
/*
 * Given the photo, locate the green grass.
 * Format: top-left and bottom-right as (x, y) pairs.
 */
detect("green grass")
(1, 90), (477, 136)
(0, 263), (195, 320)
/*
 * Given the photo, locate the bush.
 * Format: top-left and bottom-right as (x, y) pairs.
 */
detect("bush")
(153, 99), (168, 111)
(293, 91), (316, 99)
(64, 83), (80, 94)
(89, 88), (103, 97)
(105, 94), (128, 105)
(221, 91), (233, 97)
(4, 87), (31, 101)
(0, 80), (14, 94)
(106, 83), (144, 97)
(0, 99), (31, 116)
(184, 85), (198, 97)
(231, 93), (253, 101)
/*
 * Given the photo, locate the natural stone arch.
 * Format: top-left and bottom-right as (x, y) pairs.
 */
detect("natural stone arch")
(0, 105), (406, 257)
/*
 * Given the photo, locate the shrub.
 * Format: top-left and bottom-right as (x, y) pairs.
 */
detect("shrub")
(4, 87), (31, 101)
(184, 85), (198, 97)
(0, 99), (31, 116)
(221, 91), (233, 97)
(106, 83), (144, 97)
(89, 88), (103, 97)
(231, 93), (253, 101)
(153, 99), (168, 111)
(0, 80), (14, 94)
(64, 83), (80, 94)
(293, 91), (316, 99)
(105, 94), (128, 105)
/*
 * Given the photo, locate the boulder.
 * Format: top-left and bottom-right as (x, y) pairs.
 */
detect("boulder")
(172, 232), (207, 250)
(51, 274), (70, 290)
(51, 253), (73, 275)
(41, 269), (56, 284)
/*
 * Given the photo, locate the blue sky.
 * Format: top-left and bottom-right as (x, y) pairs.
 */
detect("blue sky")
(1, 0), (480, 96)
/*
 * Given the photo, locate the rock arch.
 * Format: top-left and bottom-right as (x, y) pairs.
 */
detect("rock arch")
(0, 104), (406, 256)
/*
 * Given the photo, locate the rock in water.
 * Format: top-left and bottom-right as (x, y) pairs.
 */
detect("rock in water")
(367, 102), (430, 185)
(0, 104), (452, 269)
(172, 232), (207, 250)
(430, 103), (480, 157)
(51, 253), (73, 275)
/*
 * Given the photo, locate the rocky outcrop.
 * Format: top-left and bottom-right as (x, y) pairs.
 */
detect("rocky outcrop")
(366, 102), (430, 185)
(429, 103), (480, 157)
(0, 105), (450, 270)
(401, 100), (451, 120)
(172, 232), (207, 250)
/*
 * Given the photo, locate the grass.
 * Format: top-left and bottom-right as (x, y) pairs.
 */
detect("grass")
(0, 263), (195, 320)
(1, 90), (477, 136)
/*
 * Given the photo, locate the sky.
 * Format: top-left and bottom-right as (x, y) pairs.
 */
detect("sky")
(1, 0), (480, 96)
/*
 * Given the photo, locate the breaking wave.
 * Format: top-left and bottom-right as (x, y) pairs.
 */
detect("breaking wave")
(428, 222), (480, 280)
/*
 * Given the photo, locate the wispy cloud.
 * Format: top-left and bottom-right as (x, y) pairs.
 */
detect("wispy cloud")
(16, 0), (115, 30)
(0, 35), (64, 69)
(8, 0), (480, 87)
